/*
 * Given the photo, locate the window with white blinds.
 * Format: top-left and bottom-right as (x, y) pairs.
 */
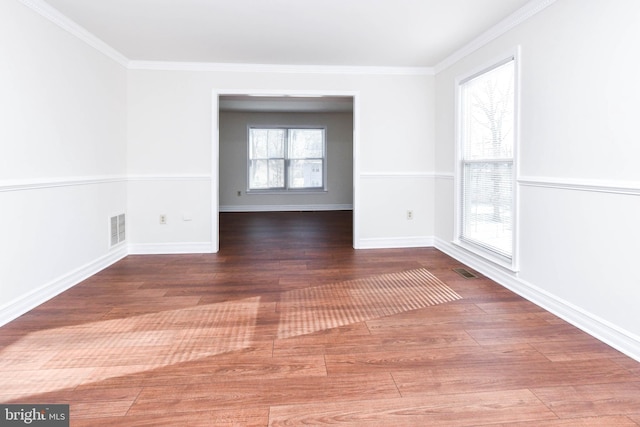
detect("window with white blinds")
(458, 56), (517, 263)
(248, 127), (326, 191)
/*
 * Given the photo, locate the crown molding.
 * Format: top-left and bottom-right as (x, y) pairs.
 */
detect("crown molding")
(127, 60), (434, 76)
(18, 0), (129, 67)
(435, 0), (557, 74)
(20, 0), (552, 76)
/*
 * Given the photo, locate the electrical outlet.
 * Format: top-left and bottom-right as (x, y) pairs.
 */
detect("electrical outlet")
(237, 190), (242, 197)
(159, 214), (167, 225)
(406, 210), (413, 220)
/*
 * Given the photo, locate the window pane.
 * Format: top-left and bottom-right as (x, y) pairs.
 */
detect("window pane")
(250, 129), (284, 159)
(462, 61), (514, 160)
(289, 160), (323, 188)
(462, 161), (513, 256)
(249, 159), (268, 188)
(249, 127), (325, 191)
(249, 159), (284, 189)
(289, 129), (324, 159)
(268, 159), (285, 188)
(249, 129), (267, 159)
(267, 129), (285, 158)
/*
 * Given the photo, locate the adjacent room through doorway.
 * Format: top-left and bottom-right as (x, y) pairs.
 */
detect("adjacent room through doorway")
(216, 94), (355, 250)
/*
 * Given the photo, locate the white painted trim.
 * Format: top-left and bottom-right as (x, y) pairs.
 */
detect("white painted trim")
(434, 173), (455, 180)
(0, 247), (128, 327)
(434, 237), (640, 363)
(18, 0), (129, 67)
(352, 94), (361, 250)
(216, 89), (356, 98)
(219, 204), (353, 213)
(128, 242), (215, 255)
(519, 176), (640, 196)
(0, 176), (127, 192)
(212, 94), (221, 253)
(213, 89), (360, 251)
(357, 236), (434, 250)
(452, 239), (519, 273)
(0, 174), (216, 192)
(435, 0), (556, 73)
(453, 47), (521, 272)
(360, 172), (440, 179)
(127, 174), (212, 182)
(432, 174), (640, 195)
(128, 60), (433, 76)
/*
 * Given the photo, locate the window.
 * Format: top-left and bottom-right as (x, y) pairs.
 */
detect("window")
(457, 55), (518, 267)
(248, 127), (326, 191)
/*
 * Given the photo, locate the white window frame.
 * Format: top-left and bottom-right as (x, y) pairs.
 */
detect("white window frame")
(454, 48), (520, 272)
(247, 126), (327, 193)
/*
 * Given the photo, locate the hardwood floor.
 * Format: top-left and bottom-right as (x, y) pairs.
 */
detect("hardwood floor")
(1, 211), (639, 426)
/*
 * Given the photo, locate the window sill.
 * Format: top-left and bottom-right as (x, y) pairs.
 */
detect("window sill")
(453, 239), (519, 273)
(246, 189), (328, 195)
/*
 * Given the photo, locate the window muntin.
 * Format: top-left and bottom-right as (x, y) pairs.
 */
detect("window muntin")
(249, 127), (325, 191)
(459, 58), (516, 262)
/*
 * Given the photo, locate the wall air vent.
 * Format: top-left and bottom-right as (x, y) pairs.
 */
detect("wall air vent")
(110, 214), (126, 247)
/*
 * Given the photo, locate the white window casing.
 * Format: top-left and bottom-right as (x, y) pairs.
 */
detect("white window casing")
(248, 127), (327, 192)
(454, 48), (520, 272)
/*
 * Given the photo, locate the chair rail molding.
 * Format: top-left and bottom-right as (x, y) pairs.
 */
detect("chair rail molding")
(0, 175), (127, 193)
(518, 175), (640, 196)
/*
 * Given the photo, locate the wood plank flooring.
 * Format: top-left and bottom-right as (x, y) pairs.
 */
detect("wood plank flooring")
(1, 211), (639, 426)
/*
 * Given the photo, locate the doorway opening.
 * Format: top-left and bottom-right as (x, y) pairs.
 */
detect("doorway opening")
(212, 91), (359, 252)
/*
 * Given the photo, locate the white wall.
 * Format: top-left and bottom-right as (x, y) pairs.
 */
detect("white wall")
(127, 70), (435, 250)
(0, 1), (127, 324)
(435, 0), (640, 359)
(219, 111), (353, 211)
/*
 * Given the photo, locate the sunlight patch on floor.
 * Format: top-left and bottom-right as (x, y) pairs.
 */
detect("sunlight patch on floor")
(0, 297), (261, 398)
(277, 268), (462, 339)
(0, 268), (462, 400)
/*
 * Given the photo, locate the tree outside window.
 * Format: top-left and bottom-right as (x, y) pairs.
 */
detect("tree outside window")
(460, 59), (515, 259)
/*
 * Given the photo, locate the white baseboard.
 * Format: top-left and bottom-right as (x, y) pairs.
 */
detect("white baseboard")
(219, 204), (353, 212)
(434, 237), (640, 362)
(0, 242), (214, 326)
(356, 236), (434, 249)
(0, 247), (128, 327)
(128, 242), (215, 255)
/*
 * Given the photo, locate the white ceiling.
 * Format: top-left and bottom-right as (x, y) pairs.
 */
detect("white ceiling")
(42, 0), (533, 68)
